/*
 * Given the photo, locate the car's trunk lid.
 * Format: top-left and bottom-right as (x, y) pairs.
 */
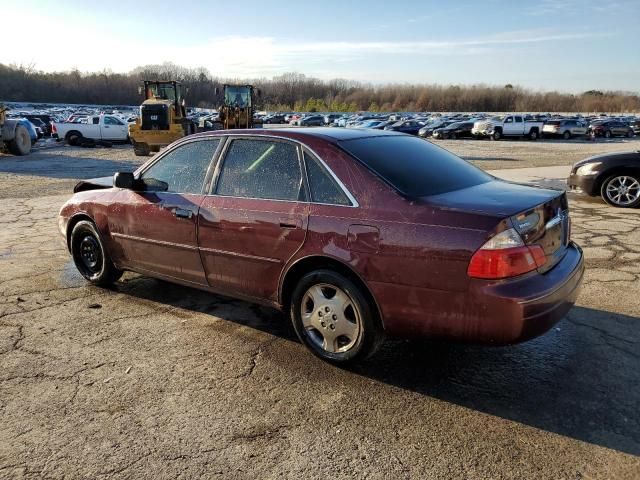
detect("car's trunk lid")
(425, 180), (570, 272)
(511, 191), (570, 273)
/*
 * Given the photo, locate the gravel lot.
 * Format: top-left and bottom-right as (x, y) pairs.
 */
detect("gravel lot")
(1, 136), (639, 479)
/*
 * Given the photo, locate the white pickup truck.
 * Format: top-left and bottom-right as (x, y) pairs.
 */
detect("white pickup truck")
(52, 115), (129, 145)
(472, 115), (544, 141)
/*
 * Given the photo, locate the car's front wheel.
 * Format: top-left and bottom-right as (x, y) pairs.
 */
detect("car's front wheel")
(601, 174), (640, 208)
(290, 270), (382, 364)
(71, 220), (123, 285)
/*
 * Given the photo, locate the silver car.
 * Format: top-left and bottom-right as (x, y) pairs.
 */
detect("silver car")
(542, 119), (588, 139)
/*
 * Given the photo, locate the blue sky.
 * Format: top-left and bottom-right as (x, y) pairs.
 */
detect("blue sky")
(4, 0), (639, 93)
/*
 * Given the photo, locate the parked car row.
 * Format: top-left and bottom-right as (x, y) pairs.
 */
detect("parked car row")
(3, 102), (638, 149)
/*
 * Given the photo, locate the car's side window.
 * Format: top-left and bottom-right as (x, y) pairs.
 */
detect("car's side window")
(215, 139), (304, 201)
(92, 117), (100, 125)
(304, 151), (352, 206)
(514, 116), (523, 123)
(141, 139), (220, 194)
(104, 116), (124, 126)
(505, 117), (513, 123)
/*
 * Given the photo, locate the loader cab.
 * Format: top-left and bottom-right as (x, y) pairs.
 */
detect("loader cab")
(223, 85), (253, 109)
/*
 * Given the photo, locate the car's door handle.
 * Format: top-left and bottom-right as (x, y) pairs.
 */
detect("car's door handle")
(174, 208), (193, 219)
(279, 218), (302, 229)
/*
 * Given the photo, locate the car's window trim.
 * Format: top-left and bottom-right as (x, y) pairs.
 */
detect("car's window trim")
(205, 134), (359, 207)
(209, 135), (306, 203)
(134, 137), (224, 195)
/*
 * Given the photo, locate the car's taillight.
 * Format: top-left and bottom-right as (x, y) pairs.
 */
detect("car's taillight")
(468, 228), (546, 279)
(52, 124), (57, 134)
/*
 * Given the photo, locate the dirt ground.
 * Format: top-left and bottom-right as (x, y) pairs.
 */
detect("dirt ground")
(0, 136), (639, 479)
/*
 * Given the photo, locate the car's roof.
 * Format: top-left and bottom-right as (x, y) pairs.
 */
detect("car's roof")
(191, 127), (405, 143)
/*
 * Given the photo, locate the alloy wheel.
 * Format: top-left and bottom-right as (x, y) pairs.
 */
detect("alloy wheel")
(605, 176), (640, 206)
(300, 284), (361, 353)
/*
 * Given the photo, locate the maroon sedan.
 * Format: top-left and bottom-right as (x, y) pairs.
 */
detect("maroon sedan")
(59, 128), (584, 363)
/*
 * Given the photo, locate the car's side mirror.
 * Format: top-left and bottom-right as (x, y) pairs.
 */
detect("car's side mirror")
(114, 171), (135, 189)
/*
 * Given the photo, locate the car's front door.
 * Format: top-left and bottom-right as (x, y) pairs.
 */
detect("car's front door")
(101, 116), (128, 140)
(198, 137), (309, 301)
(108, 138), (221, 285)
(503, 116), (516, 135)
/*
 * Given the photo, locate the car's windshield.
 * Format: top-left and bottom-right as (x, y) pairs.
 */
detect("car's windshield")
(339, 135), (492, 197)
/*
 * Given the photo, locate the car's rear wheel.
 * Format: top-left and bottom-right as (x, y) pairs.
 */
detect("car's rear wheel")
(563, 131), (571, 140)
(529, 130), (538, 141)
(290, 270), (382, 364)
(71, 220), (123, 285)
(601, 174), (640, 208)
(66, 131), (83, 146)
(604, 130), (612, 138)
(627, 130), (634, 138)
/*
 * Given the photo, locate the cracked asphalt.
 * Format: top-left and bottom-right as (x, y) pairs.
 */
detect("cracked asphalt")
(1, 140), (639, 479)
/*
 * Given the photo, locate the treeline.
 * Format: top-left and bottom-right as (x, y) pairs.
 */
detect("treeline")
(1, 62), (639, 113)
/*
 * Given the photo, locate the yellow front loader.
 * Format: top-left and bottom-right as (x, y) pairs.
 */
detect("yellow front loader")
(129, 81), (195, 156)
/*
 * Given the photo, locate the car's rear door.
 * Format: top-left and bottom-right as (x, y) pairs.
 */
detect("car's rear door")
(108, 138), (221, 285)
(198, 136), (309, 301)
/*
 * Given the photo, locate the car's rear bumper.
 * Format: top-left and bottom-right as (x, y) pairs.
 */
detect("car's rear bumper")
(370, 242), (584, 345)
(567, 173), (597, 196)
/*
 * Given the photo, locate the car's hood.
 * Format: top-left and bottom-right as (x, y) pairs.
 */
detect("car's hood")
(572, 151), (640, 169)
(73, 176), (113, 193)
(422, 179), (563, 217)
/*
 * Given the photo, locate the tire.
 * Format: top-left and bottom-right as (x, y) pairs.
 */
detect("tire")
(563, 131), (571, 140)
(604, 130), (612, 139)
(450, 133), (457, 139)
(66, 131), (83, 146)
(529, 129), (538, 141)
(290, 269), (383, 364)
(7, 124), (32, 155)
(70, 220), (123, 285)
(627, 130), (634, 138)
(491, 130), (501, 141)
(132, 141), (150, 156)
(600, 174), (640, 208)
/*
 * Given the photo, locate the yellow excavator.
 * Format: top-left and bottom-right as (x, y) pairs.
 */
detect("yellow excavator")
(129, 80), (195, 156)
(216, 84), (262, 129)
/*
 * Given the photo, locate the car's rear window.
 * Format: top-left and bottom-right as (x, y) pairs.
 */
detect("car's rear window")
(339, 135), (492, 197)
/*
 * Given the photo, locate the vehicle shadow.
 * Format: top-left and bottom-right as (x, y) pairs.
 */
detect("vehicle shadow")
(111, 274), (639, 456)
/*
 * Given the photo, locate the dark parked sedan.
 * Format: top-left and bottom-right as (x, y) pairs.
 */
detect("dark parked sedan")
(383, 120), (424, 135)
(432, 121), (475, 139)
(567, 151), (640, 207)
(59, 128), (583, 364)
